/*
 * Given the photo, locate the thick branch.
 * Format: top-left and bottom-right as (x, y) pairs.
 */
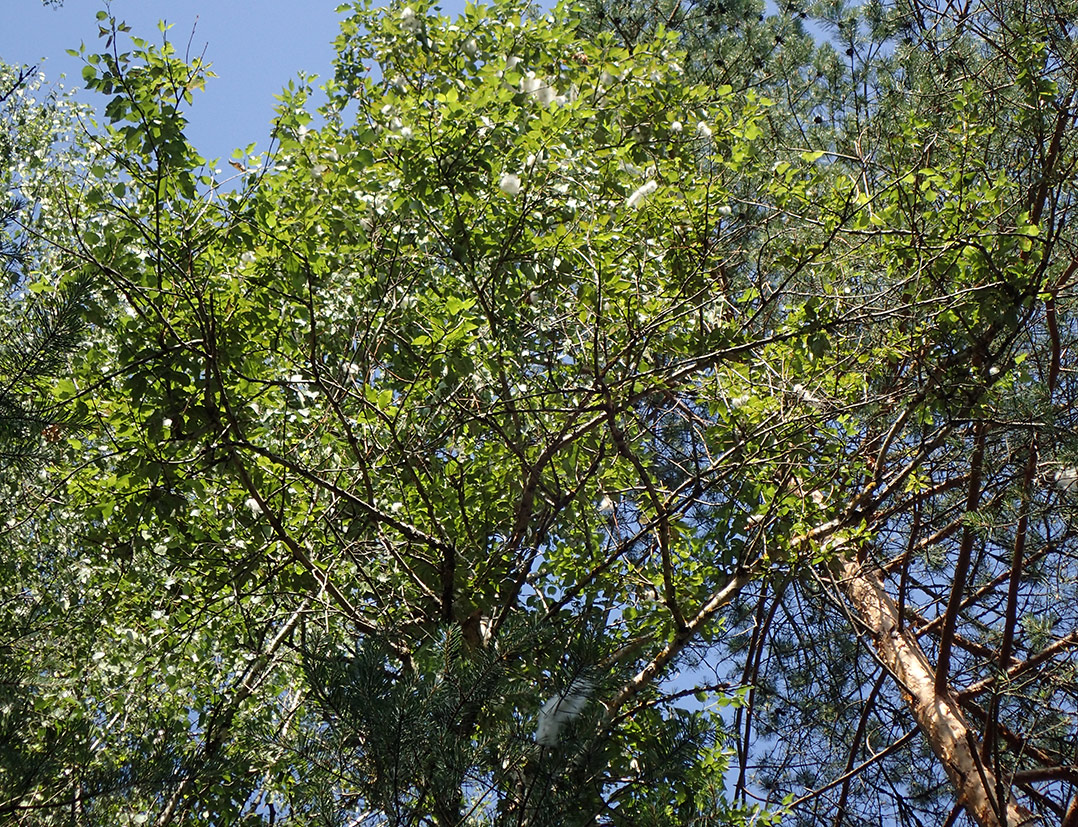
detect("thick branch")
(936, 421), (986, 696)
(607, 570), (754, 714)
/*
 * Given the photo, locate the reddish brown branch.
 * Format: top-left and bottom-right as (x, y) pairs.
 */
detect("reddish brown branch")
(935, 421), (986, 696)
(984, 435), (1039, 763)
(960, 630), (1078, 699)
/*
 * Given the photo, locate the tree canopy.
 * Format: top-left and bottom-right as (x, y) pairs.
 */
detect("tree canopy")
(2, 0), (1078, 825)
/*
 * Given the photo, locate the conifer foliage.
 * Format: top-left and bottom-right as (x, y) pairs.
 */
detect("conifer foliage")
(0, 64), (86, 471)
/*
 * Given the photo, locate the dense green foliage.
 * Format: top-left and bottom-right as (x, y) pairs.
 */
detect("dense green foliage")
(2, 0), (1078, 825)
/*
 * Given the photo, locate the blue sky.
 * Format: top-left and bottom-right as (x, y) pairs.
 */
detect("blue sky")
(1, 0), (464, 163)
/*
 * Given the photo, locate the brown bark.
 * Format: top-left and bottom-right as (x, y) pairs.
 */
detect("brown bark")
(830, 554), (1038, 827)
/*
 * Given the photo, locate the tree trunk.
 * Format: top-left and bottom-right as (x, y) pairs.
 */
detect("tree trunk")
(830, 554), (1038, 827)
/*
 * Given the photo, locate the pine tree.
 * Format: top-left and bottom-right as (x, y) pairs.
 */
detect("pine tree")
(0, 63), (87, 472)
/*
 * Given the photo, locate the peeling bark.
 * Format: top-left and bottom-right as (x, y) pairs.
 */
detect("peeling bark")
(830, 555), (1038, 827)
